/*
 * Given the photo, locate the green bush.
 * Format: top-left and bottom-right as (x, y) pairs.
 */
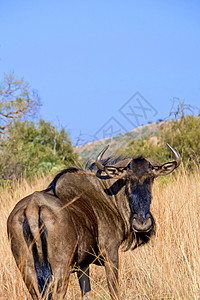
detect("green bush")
(0, 119), (78, 182)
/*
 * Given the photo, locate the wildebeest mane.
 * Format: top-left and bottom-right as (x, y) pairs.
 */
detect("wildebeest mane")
(44, 154), (133, 193)
(86, 154), (134, 172)
(44, 154), (144, 192)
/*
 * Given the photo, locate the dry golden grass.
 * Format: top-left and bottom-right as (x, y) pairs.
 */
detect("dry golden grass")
(0, 167), (200, 299)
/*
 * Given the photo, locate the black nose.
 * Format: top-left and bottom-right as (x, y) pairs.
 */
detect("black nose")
(132, 213), (152, 232)
(138, 212), (145, 224)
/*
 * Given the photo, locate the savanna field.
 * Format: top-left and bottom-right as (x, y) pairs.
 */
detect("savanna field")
(1, 166), (200, 299)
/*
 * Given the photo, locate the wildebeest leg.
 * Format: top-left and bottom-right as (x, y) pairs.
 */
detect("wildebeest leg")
(7, 207), (41, 299)
(104, 246), (120, 300)
(77, 265), (91, 297)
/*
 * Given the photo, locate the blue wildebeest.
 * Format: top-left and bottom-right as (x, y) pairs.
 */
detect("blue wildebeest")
(7, 144), (181, 299)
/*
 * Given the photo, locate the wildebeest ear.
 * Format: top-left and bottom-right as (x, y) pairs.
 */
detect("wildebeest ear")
(104, 166), (127, 178)
(152, 162), (178, 177)
(95, 145), (130, 178)
(147, 144), (181, 177)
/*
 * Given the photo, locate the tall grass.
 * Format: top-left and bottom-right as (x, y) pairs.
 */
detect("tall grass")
(0, 168), (200, 299)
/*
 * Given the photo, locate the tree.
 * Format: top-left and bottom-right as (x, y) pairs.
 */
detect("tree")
(157, 114), (200, 167)
(0, 73), (41, 134)
(0, 119), (78, 183)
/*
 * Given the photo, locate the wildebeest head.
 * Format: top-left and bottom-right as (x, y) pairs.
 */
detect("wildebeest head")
(96, 144), (181, 235)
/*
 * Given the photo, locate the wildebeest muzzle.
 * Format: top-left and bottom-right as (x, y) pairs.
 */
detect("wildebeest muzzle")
(132, 213), (153, 233)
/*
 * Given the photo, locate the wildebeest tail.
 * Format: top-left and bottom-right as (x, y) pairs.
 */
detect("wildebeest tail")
(24, 193), (53, 299)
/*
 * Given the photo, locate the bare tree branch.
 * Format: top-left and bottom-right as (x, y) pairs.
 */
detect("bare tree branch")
(0, 73), (41, 134)
(164, 97), (199, 120)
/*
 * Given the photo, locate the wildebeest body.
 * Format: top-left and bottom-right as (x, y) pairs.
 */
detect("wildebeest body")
(7, 144), (181, 299)
(54, 170), (129, 260)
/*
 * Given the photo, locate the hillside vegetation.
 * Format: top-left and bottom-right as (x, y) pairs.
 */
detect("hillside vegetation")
(1, 167), (200, 299)
(77, 113), (200, 170)
(123, 114), (200, 168)
(76, 122), (159, 161)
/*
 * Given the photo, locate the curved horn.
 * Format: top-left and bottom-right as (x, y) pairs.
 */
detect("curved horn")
(167, 143), (181, 167)
(95, 145), (109, 170)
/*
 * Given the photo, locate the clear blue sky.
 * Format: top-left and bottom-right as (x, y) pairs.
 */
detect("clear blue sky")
(0, 0), (200, 145)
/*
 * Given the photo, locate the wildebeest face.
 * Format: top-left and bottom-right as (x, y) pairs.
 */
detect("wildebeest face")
(125, 159), (154, 233)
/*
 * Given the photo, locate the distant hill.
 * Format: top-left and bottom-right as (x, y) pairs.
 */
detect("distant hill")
(75, 121), (161, 162)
